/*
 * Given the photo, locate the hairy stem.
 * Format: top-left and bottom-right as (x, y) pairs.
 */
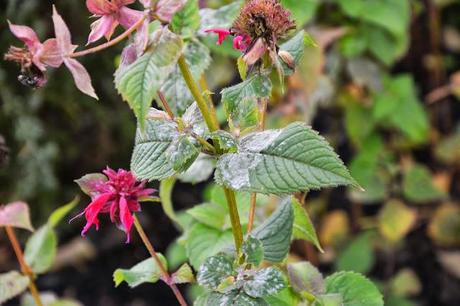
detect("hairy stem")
(69, 15), (146, 58)
(178, 55), (244, 253)
(5, 226), (44, 306)
(133, 215), (188, 306)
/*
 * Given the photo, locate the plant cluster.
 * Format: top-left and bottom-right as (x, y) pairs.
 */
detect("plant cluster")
(5, 0), (459, 305)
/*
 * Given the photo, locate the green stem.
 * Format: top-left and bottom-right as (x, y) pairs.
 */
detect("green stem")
(178, 55), (219, 132)
(177, 54), (244, 253)
(224, 187), (244, 253)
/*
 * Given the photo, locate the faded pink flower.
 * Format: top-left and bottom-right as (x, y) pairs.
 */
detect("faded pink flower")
(4, 22), (62, 88)
(86, 0), (144, 44)
(73, 167), (155, 243)
(154, 0), (186, 23)
(4, 6), (98, 99)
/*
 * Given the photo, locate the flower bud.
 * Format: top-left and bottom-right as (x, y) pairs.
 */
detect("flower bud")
(278, 50), (295, 69)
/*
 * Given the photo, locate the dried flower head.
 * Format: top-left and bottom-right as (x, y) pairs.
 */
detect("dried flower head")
(232, 0), (295, 45)
(72, 167), (155, 243)
(206, 0), (295, 67)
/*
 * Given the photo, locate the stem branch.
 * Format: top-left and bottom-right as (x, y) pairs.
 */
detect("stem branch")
(69, 16), (146, 58)
(178, 55), (244, 253)
(133, 215), (188, 306)
(5, 226), (44, 306)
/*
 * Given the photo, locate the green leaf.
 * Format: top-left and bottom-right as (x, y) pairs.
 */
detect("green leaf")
(435, 129), (460, 166)
(186, 223), (234, 269)
(197, 254), (234, 290)
(131, 118), (179, 180)
(159, 177), (179, 224)
(199, 1), (242, 31)
(292, 198), (323, 252)
(48, 196), (79, 228)
(221, 74), (271, 129)
(252, 198), (294, 262)
(0, 271), (29, 304)
(325, 271), (383, 306)
(243, 267), (285, 298)
(171, 0), (200, 37)
(168, 135), (200, 172)
(24, 224), (57, 274)
(237, 56), (248, 80)
(378, 200), (416, 242)
(160, 40), (211, 116)
(279, 30), (310, 75)
(402, 164), (446, 204)
(178, 153), (215, 184)
(172, 263), (195, 284)
(336, 0), (410, 37)
(115, 27), (183, 127)
(166, 239), (187, 270)
(206, 291), (268, 306)
(263, 287), (300, 306)
(372, 75), (429, 144)
(280, 0), (319, 26)
(215, 122), (358, 194)
(211, 131), (238, 153)
(0, 202), (34, 232)
(287, 261), (325, 295)
(113, 255), (167, 288)
(242, 236), (264, 266)
(187, 202), (227, 230)
(428, 204), (460, 246)
(389, 269), (421, 297)
(336, 232), (375, 274)
(314, 294), (344, 306)
(348, 135), (389, 203)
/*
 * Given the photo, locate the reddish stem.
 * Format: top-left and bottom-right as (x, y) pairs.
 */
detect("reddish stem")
(133, 215), (188, 306)
(69, 15), (146, 58)
(5, 226), (44, 306)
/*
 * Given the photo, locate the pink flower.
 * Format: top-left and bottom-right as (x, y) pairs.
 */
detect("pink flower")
(5, 6), (98, 99)
(73, 167), (155, 243)
(86, 0), (144, 44)
(205, 28), (251, 52)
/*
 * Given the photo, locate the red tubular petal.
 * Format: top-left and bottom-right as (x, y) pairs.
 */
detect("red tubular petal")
(205, 28), (231, 45)
(87, 15), (117, 44)
(119, 196), (134, 243)
(81, 193), (112, 236)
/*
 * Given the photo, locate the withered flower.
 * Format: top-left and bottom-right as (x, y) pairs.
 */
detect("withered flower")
(207, 0), (295, 67)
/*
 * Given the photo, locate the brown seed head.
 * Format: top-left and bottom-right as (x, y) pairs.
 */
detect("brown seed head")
(232, 0), (295, 45)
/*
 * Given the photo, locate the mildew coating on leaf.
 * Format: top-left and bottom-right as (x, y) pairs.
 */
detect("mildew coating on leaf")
(215, 122), (358, 194)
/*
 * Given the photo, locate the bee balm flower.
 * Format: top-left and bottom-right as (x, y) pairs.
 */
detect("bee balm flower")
(73, 167), (155, 243)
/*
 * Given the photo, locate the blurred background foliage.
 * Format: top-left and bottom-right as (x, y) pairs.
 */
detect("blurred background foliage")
(1, 0), (460, 305)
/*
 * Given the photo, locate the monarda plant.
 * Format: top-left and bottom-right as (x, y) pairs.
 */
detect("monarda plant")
(3, 1), (384, 305)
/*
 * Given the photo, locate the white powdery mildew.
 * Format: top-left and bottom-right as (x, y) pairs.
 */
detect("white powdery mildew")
(216, 153), (263, 190)
(240, 130), (282, 152)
